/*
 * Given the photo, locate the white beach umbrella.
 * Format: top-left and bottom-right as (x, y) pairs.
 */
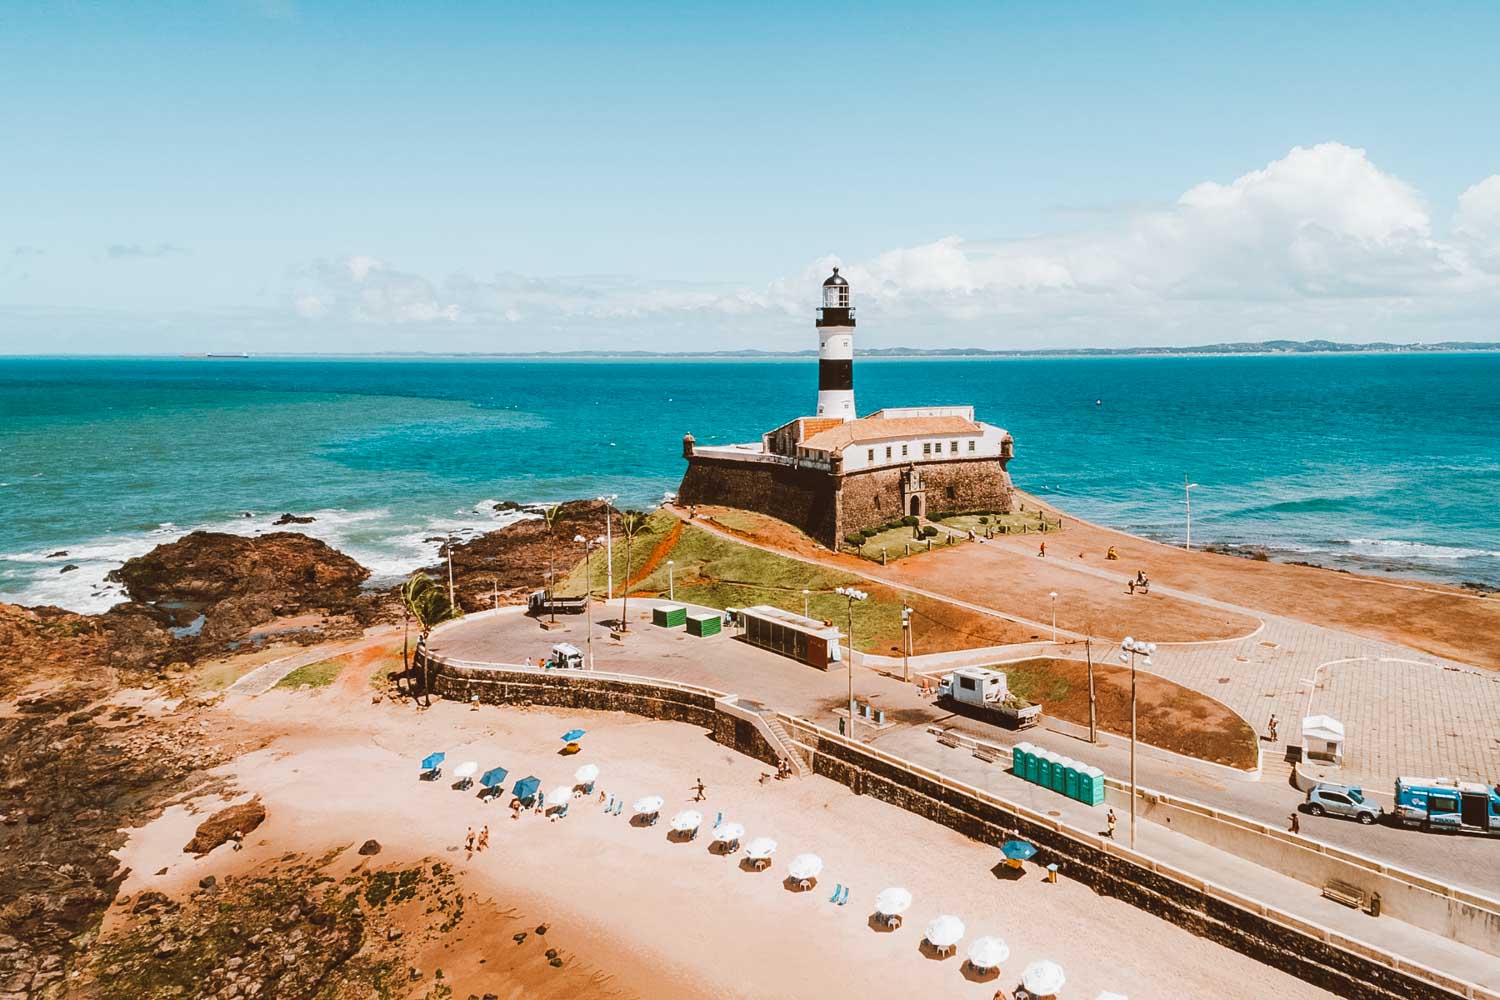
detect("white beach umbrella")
(1094, 993), (1129, 1000)
(1022, 959), (1066, 996)
(874, 887), (913, 916)
(745, 837), (778, 860)
(966, 936), (1010, 970)
(924, 914), (965, 949)
(670, 809), (703, 832)
(547, 785), (572, 805)
(573, 763), (599, 784)
(633, 795), (664, 815)
(713, 822), (746, 843)
(787, 853), (823, 880)
(453, 761), (478, 779)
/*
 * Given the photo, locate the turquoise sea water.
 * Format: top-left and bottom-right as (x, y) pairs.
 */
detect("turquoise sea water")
(2, 354), (1498, 612)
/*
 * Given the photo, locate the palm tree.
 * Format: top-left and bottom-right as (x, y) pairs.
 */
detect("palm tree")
(542, 504), (563, 623)
(616, 510), (647, 633)
(401, 572), (460, 704)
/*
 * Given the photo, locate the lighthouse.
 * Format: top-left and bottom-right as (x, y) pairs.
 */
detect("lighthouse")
(816, 267), (856, 420)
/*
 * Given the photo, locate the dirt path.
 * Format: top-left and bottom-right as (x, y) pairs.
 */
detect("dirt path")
(625, 519), (683, 592)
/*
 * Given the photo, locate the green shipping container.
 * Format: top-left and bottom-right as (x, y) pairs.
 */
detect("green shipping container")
(686, 612), (721, 637)
(1012, 742), (1033, 777)
(1078, 766), (1106, 805)
(652, 604), (688, 628)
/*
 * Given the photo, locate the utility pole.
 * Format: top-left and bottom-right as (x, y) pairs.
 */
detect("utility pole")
(836, 586), (867, 736)
(1184, 477), (1199, 551)
(598, 494), (618, 600)
(1120, 637), (1156, 850)
(446, 532), (456, 609)
(1086, 637), (1096, 744)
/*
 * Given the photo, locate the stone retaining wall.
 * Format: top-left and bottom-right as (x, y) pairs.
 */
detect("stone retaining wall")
(795, 729), (1474, 1000)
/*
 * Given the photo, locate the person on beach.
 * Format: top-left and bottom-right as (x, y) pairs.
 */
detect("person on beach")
(478, 825), (489, 851)
(1105, 809), (1117, 839)
(693, 778), (706, 802)
(1267, 714), (1279, 741)
(535, 791), (545, 814)
(465, 827), (475, 852)
(1288, 812), (1300, 834)
(1106, 545), (1119, 560)
(231, 829), (243, 851)
(1037, 541), (1046, 558)
(511, 799), (521, 820)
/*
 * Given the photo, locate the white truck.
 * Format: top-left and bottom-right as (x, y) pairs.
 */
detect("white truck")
(937, 667), (1041, 730)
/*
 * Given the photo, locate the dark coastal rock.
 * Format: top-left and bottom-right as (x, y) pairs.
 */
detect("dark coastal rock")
(110, 531), (368, 609)
(59, 564), (79, 573)
(184, 799), (266, 856)
(431, 499), (619, 613)
(492, 500), (523, 511)
(273, 513), (316, 526)
(357, 839), (382, 856)
(46, 550), (68, 558)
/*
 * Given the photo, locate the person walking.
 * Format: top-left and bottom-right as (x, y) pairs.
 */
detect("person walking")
(477, 825), (489, 851)
(1105, 809), (1117, 839)
(1288, 811), (1300, 834)
(465, 827), (475, 852)
(693, 778), (707, 802)
(1037, 541), (1047, 558)
(1267, 714), (1279, 741)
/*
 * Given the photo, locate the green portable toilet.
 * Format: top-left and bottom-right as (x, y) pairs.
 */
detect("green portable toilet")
(686, 611), (721, 637)
(1078, 765), (1106, 805)
(1049, 756), (1070, 794)
(1024, 747), (1041, 784)
(1063, 761), (1081, 800)
(1036, 750), (1054, 789)
(1012, 741), (1033, 776)
(652, 603), (688, 628)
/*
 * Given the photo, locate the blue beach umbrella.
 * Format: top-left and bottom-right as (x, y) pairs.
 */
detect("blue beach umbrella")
(1002, 840), (1037, 862)
(480, 766), (510, 789)
(512, 775), (541, 800)
(421, 752), (446, 771)
(560, 729), (587, 743)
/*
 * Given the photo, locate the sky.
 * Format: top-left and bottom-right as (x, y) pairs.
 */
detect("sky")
(2, 1), (1499, 354)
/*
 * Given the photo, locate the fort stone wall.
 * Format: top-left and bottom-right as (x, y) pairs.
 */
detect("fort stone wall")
(837, 457), (1013, 537)
(677, 456), (838, 545)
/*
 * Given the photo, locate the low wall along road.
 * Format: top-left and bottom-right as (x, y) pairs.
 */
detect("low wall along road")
(415, 643), (1497, 1000)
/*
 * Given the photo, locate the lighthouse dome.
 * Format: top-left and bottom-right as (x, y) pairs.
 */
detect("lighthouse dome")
(823, 267), (848, 287)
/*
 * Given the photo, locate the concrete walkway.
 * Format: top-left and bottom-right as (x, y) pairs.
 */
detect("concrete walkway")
(226, 627), (399, 696)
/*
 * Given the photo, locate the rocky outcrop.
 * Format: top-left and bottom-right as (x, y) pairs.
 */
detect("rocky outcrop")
(432, 499), (620, 613)
(184, 799), (266, 856)
(273, 513), (316, 525)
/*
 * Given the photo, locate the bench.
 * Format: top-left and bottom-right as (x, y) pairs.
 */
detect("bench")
(1321, 879), (1369, 909)
(972, 744), (1001, 763)
(936, 732), (961, 749)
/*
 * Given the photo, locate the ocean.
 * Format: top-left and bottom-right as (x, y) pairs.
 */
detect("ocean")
(3, 354), (1498, 613)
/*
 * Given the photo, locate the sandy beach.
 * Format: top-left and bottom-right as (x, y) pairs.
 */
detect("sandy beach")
(105, 661), (1340, 1000)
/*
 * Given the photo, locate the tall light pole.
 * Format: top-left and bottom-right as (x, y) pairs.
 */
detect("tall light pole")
(835, 586), (867, 736)
(900, 604), (912, 683)
(667, 559), (675, 601)
(1119, 636), (1156, 849)
(597, 494), (618, 600)
(1184, 478), (1199, 550)
(446, 532), (456, 609)
(802, 588), (811, 618)
(1048, 591), (1058, 643)
(575, 534), (604, 671)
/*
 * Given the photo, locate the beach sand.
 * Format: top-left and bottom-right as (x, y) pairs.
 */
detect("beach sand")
(111, 672), (1340, 1000)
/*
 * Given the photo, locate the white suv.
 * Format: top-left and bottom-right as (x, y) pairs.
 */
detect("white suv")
(1306, 783), (1383, 825)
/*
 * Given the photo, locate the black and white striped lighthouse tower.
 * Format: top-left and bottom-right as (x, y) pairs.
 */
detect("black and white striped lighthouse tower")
(816, 267), (856, 420)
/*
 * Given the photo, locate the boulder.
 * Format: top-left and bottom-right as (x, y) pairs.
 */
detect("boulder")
(272, 513), (315, 526)
(357, 839), (381, 856)
(184, 800), (266, 857)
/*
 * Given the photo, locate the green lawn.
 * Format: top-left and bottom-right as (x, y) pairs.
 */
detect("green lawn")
(274, 658), (345, 689)
(557, 512), (913, 652)
(845, 523), (964, 562)
(937, 511), (1062, 535)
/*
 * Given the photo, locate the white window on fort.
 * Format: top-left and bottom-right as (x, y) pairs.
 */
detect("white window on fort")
(923, 442), (931, 455)
(902, 444), (908, 457)
(867, 448), (874, 462)
(885, 446), (892, 459)
(950, 440), (958, 454)
(968, 440), (976, 452)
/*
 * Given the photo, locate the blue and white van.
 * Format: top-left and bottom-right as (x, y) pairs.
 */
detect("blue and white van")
(1394, 776), (1500, 834)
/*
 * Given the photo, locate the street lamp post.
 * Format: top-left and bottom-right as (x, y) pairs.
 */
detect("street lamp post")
(1184, 478), (1199, 550)
(835, 586), (867, 736)
(802, 588), (811, 618)
(667, 560), (675, 601)
(446, 532), (456, 609)
(575, 534), (604, 670)
(1119, 636), (1157, 849)
(597, 494), (618, 600)
(901, 604), (912, 683)
(1048, 591), (1058, 642)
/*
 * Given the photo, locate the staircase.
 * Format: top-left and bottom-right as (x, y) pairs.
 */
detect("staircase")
(761, 713), (813, 777)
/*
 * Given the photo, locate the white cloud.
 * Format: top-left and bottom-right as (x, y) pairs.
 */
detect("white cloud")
(283, 143), (1500, 349)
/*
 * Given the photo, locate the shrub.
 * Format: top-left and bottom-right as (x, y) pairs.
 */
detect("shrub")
(860, 527), (879, 539)
(978, 515), (989, 524)
(901, 515), (919, 527)
(844, 533), (865, 547)
(921, 525), (939, 538)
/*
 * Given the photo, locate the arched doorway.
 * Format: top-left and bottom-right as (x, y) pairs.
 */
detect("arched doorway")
(909, 495), (924, 518)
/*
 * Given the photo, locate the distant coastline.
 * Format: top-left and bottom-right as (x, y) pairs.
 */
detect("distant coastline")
(10, 339), (1500, 361)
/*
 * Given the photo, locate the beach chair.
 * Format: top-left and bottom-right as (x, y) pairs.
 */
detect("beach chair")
(613, 801), (623, 816)
(837, 886), (850, 905)
(713, 811), (722, 829)
(604, 794), (615, 812)
(829, 883), (843, 902)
